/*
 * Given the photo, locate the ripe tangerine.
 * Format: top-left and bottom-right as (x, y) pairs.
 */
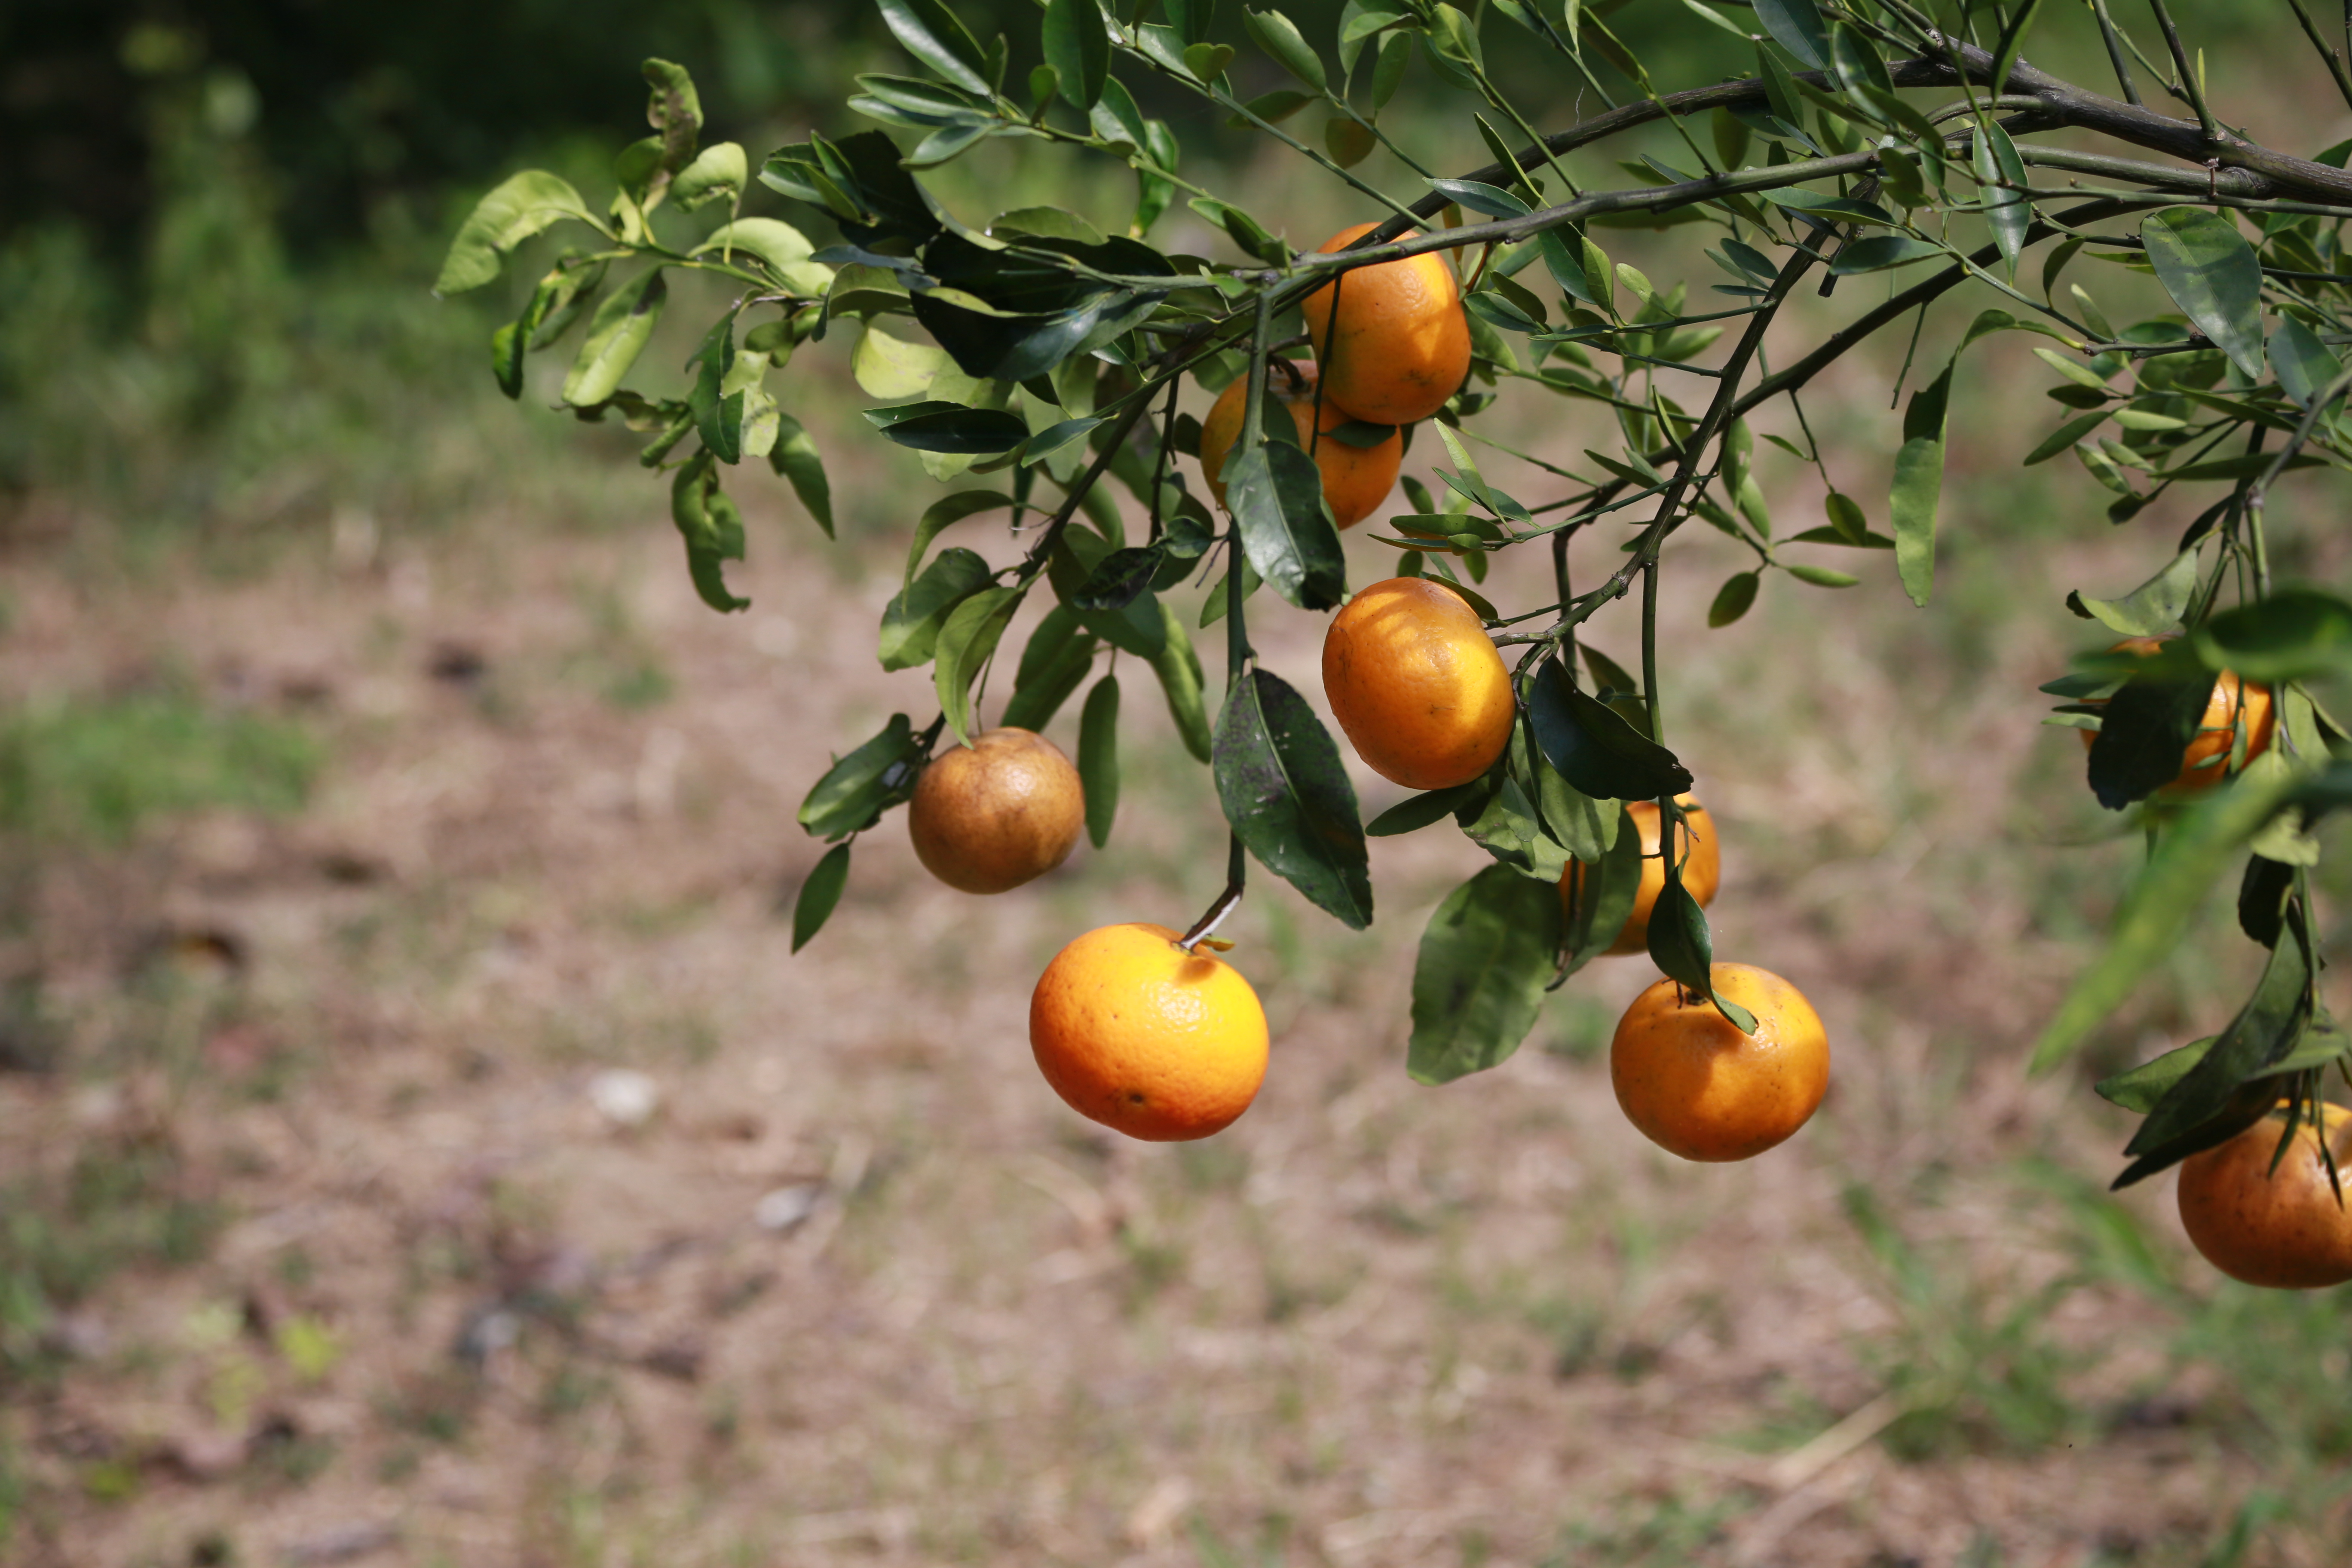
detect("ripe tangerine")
(1029, 922), (1269, 1142)
(1197, 359), (1402, 530)
(1301, 223), (1473, 426)
(1564, 795), (1721, 956)
(1321, 576), (1515, 791)
(2077, 635), (2275, 795)
(2176, 1103), (2352, 1289)
(1611, 964), (1829, 1163)
(906, 727), (1084, 894)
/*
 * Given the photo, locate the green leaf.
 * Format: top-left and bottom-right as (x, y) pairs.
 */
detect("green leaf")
(671, 141), (747, 212)
(2087, 669), (2214, 809)
(1988, 0), (2046, 98)
(561, 269), (668, 406)
(1366, 782), (1486, 837)
(2270, 316), (2344, 408)
(934, 586), (1023, 744)
(2126, 915), (2311, 1159)
(1078, 674), (1121, 848)
(2191, 589), (2352, 682)
(1183, 40), (1237, 81)
(1213, 667), (1372, 928)
(2141, 209), (2266, 381)
(2240, 854), (2295, 947)
(1708, 571), (1759, 627)
(1891, 358), (1953, 607)
(1829, 236), (1943, 276)
(669, 454), (749, 612)
(1562, 808), (1643, 975)
(852, 322), (950, 400)
(1643, 882), (1758, 1035)
(2071, 549), (2199, 638)
(877, 0), (992, 94)
(2024, 410), (2108, 466)
(799, 713), (922, 839)
(2030, 763), (2300, 1071)
(769, 413), (834, 537)
(865, 401), (1029, 453)
(1148, 601), (1214, 763)
(1428, 178), (1532, 218)
(695, 220), (831, 295)
(792, 843), (853, 952)
(689, 314), (744, 463)
(1752, 0), (1828, 69)
(903, 489), (1016, 582)
(1326, 114), (1378, 168)
(1044, 0), (1111, 109)
(1225, 441), (1348, 611)
(641, 59), (705, 172)
(879, 546), (995, 670)
(1973, 121), (2030, 280)
(1461, 774), (1571, 883)
(2096, 1035), (2217, 1114)
(436, 171), (597, 295)
(1527, 672), (1694, 801)
(1406, 866), (1562, 1084)
(492, 260), (603, 399)
(1001, 606), (1096, 732)
(1245, 8), (1329, 90)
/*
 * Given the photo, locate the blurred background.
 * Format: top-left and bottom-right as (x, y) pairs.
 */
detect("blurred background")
(5, 2), (2352, 1564)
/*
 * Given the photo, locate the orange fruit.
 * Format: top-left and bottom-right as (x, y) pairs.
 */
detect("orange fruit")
(1564, 795), (1721, 956)
(906, 727), (1084, 894)
(1197, 359), (1401, 530)
(1611, 964), (1829, 1163)
(2077, 635), (2275, 795)
(1029, 922), (1269, 1142)
(1321, 576), (1515, 791)
(1301, 222), (1473, 425)
(2177, 1103), (2352, 1289)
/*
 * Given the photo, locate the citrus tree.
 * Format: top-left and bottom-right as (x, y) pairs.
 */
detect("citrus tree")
(438, 0), (2352, 1242)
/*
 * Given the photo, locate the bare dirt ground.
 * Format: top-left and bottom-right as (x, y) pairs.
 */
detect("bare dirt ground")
(2, 394), (2346, 1568)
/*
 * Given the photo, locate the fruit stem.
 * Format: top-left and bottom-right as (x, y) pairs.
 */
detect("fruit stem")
(1179, 841), (1248, 949)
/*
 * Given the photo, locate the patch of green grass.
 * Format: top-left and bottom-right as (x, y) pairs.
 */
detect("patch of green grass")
(1541, 1487), (1744, 1566)
(1841, 1182), (2089, 1460)
(0, 1137), (224, 1379)
(0, 689), (318, 844)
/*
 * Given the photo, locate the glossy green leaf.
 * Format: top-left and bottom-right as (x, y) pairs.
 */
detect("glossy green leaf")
(1785, 563), (1859, 589)
(1001, 606), (1096, 732)
(877, 0), (992, 94)
(791, 842), (853, 952)
(1149, 601), (1214, 763)
(1891, 358), (1953, 607)
(799, 713), (923, 840)
(2141, 208), (2266, 381)
(671, 141), (747, 211)
(1213, 667), (1372, 928)
(1561, 808), (1642, 976)
(865, 401), (1029, 453)
(562, 269), (668, 406)
(2096, 1035), (2217, 1113)
(2071, 549), (2198, 638)
(1527, 673), (1693, 801)
(1078, 674), (1121, 848)
(2124, 913), (2311, 1161)
(934, 587), (1023, 744)
(2270, 316), (2343, 408)
(1225, 441), (1348, 611)
(1044, 0), (1111, 109)
(1645, 883), (1760, 1035)
(1366, 781), (1487, 837)
(879, 546), (994, 671)
(1244, 8), (1329, 90)
(669, 455), (749, 612)
(2191, 589), (2352, 681)
(1829, 236), (1942, 275)
(1708, 571), (1759, 627)
(1973, 121), (2030, 280)
(2087, 670), (2214, 810)
(769, 414), (834, 537)
(689, 313), (744, 463)
(436, 171), (597, 295)
(1407, 866), (1562, 1084)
